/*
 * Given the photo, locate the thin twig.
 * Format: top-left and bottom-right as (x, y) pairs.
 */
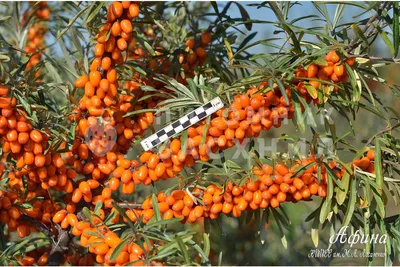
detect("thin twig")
(383, 160), (400, 169)
(117, 202), (143, 209)
(21, 214), (54, 239)
(365, 122), (400, 146)
(348, 54), (400, 63)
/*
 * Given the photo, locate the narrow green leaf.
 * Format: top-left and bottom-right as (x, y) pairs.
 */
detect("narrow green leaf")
(269, 2), (301, 53)
(180, 130), (188, 156)
(291, 162), (316, 177)
(176, 236), (191, 265)
(110, 238), (129, 262)
(311, 214), (319, 247)
(200, 117), (211, 147)
(304, 83), (318, 99)
(342, 179), (356, 227)
(151, 194), (161, 222)
(0, 16), (11, 22)
(187, 78), (200, 102)
(190, 241), (211, 266)
(210, 2), (221, 20)
(336, 171), (350, 205)
(224, 38), (234, 65)
(275, 79), (289, 104)
(103, 210), (117, 225)
(0, 54), (10, 62)
(203, 233), (210, 259)
(260, 209), (269, 244)
(393, 2), (399, 57)
(85, 2), (106, 24)
(153, 19), (166, 32)
(56, 5), (90, 40)
(320, 171), (333, 224)
(218, 251), (223, 266)
(8, 239), (31, 255)
(377, 25), (395, 55)
(291, 90), (305, 133)
(351, 24), (369, 46)
(332, 4), (345, 30)
(323, 162), (344, 190)
(112, 203), (136, 230)
(237, 32), (258, 51)
(313, 57), (328, 66)
(142, 40), (155, 56)
(144, 218), (182, 229)
(233, 2), (252, 30)
(94, 200), (103, 214)
(82, 207), (92, 222)
(372, 188), (385, 218)
(374, 139), (383, 196)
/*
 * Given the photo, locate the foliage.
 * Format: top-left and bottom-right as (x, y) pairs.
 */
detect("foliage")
(0, 1), (399, 266)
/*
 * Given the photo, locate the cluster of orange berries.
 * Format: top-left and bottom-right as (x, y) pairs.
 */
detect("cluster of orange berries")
(71, 1), (153, 158)
(14, 250), (49, 266)
(146, 31), (211, 83)
(23, 2), (50, 72)
(131, 84), (296, 186)
(44, 26), (215, 262)
(135, 150), (375, 223)
(137, 157), (327, 223)
(0, 5), (57, 265)
(295, 50), (356, 101)
(0, 85), (77, 241)
(129, 49), (358, 189)
(353, 149), (376, 172)
(66, 2), (163, 212)
(54, 203), (164, 266)
(0, 1), (367, 266)
(57, 2), (166, 265)
(182, 31), (211, 66)
(76, 226), (158, 266)
(68, 0), (214, 205)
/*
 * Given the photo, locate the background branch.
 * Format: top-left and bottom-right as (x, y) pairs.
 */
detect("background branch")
(365, 122), (400, 146)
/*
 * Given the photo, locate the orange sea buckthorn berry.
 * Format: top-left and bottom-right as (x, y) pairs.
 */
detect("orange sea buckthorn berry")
(307, 63), (318, 78)
(129, 3), (140, 17)
(90, 71), (101, 87)
(345, 57), (356, 66)
(52, 210), (67, 223)
(201, 31), (212, 46)
(367, 150), (375, 160)
(112, 1), (123, 17)
(75, 75), (89, 88)
(333, 63), (345, 77)
(326, 50), (340, 63)
(186, 39), (195, 49)
(120, 19), (132, 33)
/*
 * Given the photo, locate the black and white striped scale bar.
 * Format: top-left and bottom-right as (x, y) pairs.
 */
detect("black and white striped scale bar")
(140, 97), (224, 151)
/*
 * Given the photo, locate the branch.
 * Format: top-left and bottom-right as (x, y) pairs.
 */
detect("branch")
(21, 215), (72, 266)
(346, 2), (391, 52)
(348, 54), (400, 63)
(365, 122), (400, 146)
(117, 202), (143, 209)
(48, 224), (72, 266)
(383, 160), (400, 169)
(21, 214), (53, 239)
